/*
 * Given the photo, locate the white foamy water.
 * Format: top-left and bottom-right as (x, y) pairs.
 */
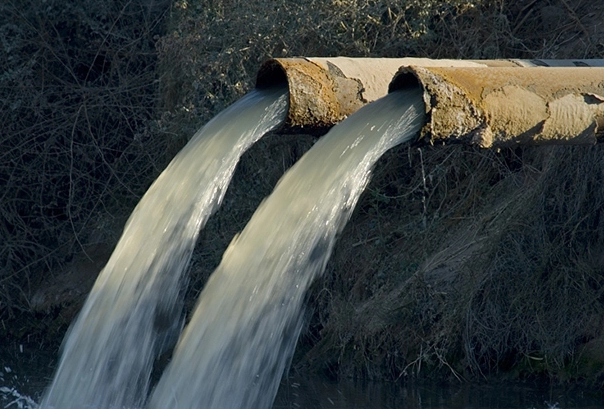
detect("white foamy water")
(149, 87), (425, 409)
(39, 86), (288, 409)
(0, 387), (38, 409)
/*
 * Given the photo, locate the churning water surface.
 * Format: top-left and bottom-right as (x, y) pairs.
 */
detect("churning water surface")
(2, 363), (602, 409)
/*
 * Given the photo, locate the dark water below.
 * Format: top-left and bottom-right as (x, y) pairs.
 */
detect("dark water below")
(274, 377), (603, 409)
(1, 347), (602, 409)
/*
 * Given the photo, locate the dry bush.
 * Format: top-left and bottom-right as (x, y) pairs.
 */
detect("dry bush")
(0, 0), (173, 318)
(298, 144), (604, 383)
(296, 144), (519, 380)
(418, 0), (604, 59)
(459, 146), (604, 378)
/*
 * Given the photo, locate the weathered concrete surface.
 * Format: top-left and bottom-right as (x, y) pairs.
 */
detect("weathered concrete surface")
(512, 59), (604, 67)
(256, 58), (604, 136)
(390, 66), (604, 147)
(256, 58), (495, 129)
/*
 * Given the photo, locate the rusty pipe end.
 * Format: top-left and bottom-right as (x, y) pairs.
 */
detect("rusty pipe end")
(388, 67), (422, 93)
(257, 57), (454, 131)
(256, 58), (349, 132)
(257, 57), (517, 133)
(388, 67), (436, 145)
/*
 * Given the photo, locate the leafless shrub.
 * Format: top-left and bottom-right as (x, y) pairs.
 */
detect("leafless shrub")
(300, 144), (604, 383)
(0, 0), (173, 317)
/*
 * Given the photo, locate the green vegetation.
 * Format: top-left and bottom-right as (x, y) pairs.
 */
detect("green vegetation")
(2, 0), (604, 385)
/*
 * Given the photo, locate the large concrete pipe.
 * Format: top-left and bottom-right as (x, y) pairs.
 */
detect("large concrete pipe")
(256, 57), (518, 130)
(256, 58), (604, 135)
(389, 65), (604, 148)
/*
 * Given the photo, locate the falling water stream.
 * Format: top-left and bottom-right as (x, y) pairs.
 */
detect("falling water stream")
(40, 86), (288, 409)
(149, 87), (425, 409)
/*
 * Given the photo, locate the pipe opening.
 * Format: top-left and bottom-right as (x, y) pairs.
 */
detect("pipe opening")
(256, 59), (289, 89)
(388, 69), (421, 93)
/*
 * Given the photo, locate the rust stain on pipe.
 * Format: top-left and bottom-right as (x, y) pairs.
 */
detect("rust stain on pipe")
(256, 58), (343, 129)
(256, 57), (500, 130)
(390, 66), (604, 147)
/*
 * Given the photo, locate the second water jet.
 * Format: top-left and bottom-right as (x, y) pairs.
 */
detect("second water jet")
(150, 86), (425, 409)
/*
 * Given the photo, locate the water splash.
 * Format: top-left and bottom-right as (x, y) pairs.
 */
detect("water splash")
(0, 366), (39, 409)
(0, 386), (39, 409)
(40, 86), (288, 409)
(149, 87), (425, 409)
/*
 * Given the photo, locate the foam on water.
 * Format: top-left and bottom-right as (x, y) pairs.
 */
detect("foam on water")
(0, 387), (39, 409)
(40, 86), (288, 409)
(149, 87), (425, 409)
